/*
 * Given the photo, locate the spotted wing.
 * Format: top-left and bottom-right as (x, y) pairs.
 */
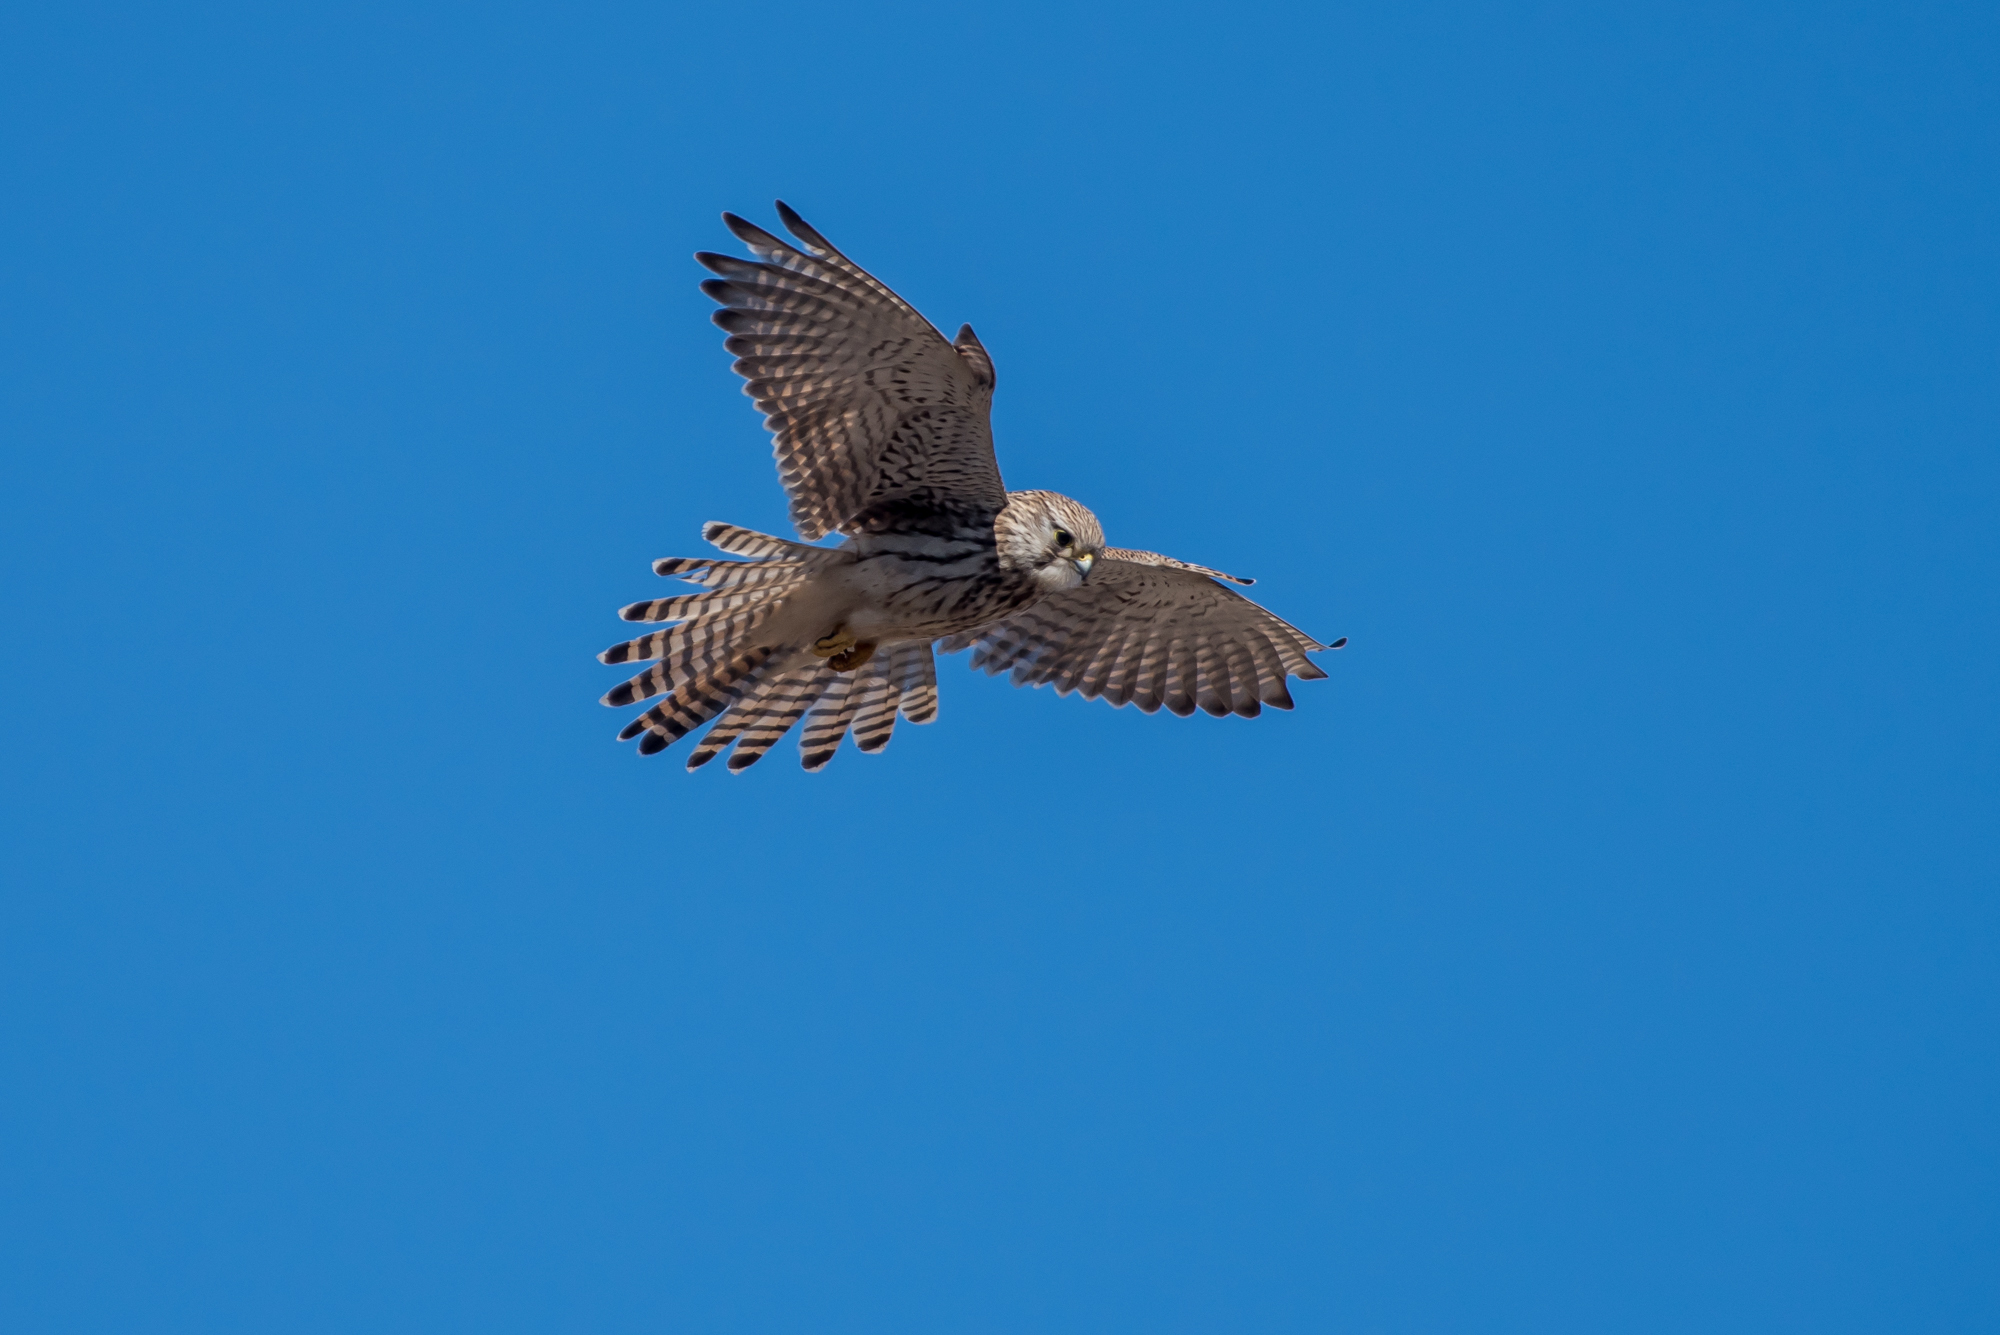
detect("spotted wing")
(941, 548), (1333, 717)
(698, 203), (1007, 541)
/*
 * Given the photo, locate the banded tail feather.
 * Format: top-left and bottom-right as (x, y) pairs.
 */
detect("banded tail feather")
(650, 556), (808, 586)
(676, 641), (940, 773)
(600, 522), (838, 690)
(847, 657), (902, 754)
(606, 511), (948, 771)
(604, 517), (909, 770)
(718, 663), (836, 772)
(845, 641), (936, 754)
(698, 521), (843, 564)
(616, 585), (786, 626)
(798, 668), (862, 772)
(894, 642), (939, 724)
(600, 603), (779, 703)
(617, 645), (779, 755)
(684, 659), (826, 771)
(797, 642), (939, 768)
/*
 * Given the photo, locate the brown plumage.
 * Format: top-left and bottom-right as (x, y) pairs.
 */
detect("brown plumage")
(939, 549), (1329, 717)
(601, 205), (1341, 771)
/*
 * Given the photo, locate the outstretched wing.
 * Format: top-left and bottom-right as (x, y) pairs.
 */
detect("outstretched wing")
(941, 548), (1336, 717)
(698, 203), (1008, 541)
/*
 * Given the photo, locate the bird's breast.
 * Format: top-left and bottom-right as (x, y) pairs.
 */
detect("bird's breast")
(838, 533), (1039, 642)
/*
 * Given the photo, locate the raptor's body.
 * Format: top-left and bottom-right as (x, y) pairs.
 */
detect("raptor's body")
(600, 205), (1339, 772)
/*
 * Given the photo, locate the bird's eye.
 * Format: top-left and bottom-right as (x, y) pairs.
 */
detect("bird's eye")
(1053, 528), (1072, 548)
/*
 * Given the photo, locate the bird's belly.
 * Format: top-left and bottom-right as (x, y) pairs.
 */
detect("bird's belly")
(838, 548), (1035, 643)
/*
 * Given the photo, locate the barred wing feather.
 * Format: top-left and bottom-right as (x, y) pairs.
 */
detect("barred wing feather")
(942, 549), (1330, 718)
(698, 203), (1007, 540)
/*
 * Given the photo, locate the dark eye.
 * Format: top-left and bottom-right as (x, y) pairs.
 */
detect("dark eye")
(1053, 528), (1073, 548)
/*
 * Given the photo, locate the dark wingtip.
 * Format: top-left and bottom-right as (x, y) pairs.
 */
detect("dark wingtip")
(1328, 636), (1349, 650)
(618, 719), (646, 741)
(599, 643), (631, 665)
(637, 731), (667, 755)
(721, 211), (780, 249)
(603, 684), (637, 707)
(619, 602), (650, 621)
(773, 200), (834, 255)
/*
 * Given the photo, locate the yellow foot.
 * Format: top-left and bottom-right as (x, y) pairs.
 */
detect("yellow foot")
(828, 642), (877, 673)
(810, 628), (857, 658)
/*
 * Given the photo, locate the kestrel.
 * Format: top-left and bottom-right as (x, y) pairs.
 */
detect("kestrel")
(600, 204), (1343, 772)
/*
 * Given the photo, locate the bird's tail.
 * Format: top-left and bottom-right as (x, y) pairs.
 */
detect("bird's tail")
(685, 639), (939, 773)
(599, 522), (937, 769)
(600, 522), (832, 754)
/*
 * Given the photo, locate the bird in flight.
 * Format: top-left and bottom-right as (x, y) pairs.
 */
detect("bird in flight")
(600, 203), (1343, 772)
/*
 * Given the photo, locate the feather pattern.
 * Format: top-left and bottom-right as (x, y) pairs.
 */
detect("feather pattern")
(698, 661), (833, 772)
(616, 645), (778, 754)
(600, 207), (1339, 773)
(942, 549), (1328, 717)
(698, 206), (1007, 541)
(668, 633), (941, 773)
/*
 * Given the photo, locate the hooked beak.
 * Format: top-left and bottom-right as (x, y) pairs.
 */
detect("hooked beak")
(1072, 551), (1095, 581)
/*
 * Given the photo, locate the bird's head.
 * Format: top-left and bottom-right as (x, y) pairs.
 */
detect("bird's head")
(995, 490), (1105, 593)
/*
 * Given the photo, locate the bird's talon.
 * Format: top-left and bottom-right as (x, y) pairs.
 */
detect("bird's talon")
(828, 643), (877, 673)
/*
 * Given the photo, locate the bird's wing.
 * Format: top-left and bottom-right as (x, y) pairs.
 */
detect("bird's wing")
(698, 203), (1007, 541)
(940, 548), (1334, 717)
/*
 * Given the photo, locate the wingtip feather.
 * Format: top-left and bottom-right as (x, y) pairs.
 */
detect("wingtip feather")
(773, 200), (839, 257)
(721, 211), (784, 251)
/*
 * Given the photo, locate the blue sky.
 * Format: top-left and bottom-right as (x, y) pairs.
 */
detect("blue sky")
(2, 1), (1995, 1330)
